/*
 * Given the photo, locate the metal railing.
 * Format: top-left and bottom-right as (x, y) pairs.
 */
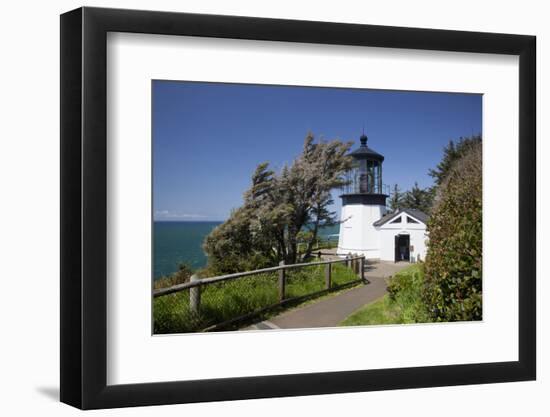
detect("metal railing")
(153, 254), (366, 333)
(341, 181), (390, 196)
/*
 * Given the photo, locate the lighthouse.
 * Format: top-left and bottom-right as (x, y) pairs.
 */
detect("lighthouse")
(337, 133), (389, 259)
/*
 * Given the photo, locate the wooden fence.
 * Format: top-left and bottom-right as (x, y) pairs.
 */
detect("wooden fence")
(154, 254), (366, 328)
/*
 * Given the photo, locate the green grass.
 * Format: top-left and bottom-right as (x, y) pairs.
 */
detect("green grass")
(297, 238), (338, 254)
(340, 264), (432, 327)
(312, 239), (338, 250)
(340, 295), (402, 326)
(154, 261), (359, 334)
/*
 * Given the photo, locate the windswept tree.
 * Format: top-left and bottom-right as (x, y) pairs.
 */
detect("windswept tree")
(203, 133), (353, 274)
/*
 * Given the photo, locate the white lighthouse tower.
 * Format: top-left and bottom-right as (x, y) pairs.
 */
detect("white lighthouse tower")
(337, 133), (389, 260)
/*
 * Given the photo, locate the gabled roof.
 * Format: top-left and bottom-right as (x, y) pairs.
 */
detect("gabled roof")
(373, 208), (429, 227)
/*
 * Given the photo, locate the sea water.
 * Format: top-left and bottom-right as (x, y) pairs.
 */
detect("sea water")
(153, 221), (339, 279)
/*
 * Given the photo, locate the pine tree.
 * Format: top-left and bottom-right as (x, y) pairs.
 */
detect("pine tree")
(429, 135), (481, 186)
(403, 182), (433, 214)
(388, 184), (404, 211)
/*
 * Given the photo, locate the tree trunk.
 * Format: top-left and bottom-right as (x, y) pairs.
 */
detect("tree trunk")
(302, 217), (320, 261)
(276, 229), (286, 263)
(287, 239), (297, 264)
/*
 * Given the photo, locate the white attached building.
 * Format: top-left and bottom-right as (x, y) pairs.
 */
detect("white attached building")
(337, 133), (429, 262)
(373, 209), (428, 262)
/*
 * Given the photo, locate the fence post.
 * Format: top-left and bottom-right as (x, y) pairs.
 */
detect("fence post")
(353, 253), (358, 274)
(360, 256), (366, 283)
(189, 274), (201, 315)
(347, 253), (352, 269)
(278, 260), (286, 302)
(325, 262), (332, 290)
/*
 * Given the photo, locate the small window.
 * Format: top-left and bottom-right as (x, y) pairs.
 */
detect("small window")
(407, 216), (419, 224)
(390, 216), (402, 224)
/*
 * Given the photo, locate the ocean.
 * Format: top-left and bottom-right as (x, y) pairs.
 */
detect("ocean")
(154, 221), (221, 279)
(153, 221), (339, 279)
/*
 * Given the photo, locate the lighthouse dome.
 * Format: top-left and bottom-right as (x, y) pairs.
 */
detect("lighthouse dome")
(349, 134), (384, 162)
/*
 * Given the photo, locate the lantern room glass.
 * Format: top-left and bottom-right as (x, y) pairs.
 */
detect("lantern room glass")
(344, 158), (383, 194)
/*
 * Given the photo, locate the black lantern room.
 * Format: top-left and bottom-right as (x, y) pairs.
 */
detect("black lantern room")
(341, 133), (389, 206)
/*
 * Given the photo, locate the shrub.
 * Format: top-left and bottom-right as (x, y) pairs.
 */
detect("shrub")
(153, 263), (193, 290)
(341, 264), (431, 326)
(202, 207), (275, 275)
(423, 142), (482, 321)
(387, 264), (431, 323)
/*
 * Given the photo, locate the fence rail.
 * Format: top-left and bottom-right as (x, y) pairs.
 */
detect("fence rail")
(153, 256), (365, 297)
(153, 254), (366, 333)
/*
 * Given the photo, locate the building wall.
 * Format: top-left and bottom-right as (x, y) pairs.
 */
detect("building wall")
(378, 213), (428, 262)
(337, 203), (386, 259)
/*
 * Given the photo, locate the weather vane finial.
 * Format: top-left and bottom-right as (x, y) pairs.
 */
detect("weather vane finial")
(360, 123), (368, 146)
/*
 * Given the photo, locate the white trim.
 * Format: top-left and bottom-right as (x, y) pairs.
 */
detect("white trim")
(377, 210), (428, 228)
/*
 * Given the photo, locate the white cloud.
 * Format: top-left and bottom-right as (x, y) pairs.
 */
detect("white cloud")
(154, 210), (208, 220)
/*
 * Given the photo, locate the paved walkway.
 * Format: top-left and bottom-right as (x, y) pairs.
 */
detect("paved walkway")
(244, 261), (410, 330)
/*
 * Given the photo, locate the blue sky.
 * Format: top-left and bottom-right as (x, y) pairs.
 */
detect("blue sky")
(153, 81), (481, 221)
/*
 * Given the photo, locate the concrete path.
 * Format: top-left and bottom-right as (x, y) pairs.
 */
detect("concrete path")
(245, 261), (410, 330)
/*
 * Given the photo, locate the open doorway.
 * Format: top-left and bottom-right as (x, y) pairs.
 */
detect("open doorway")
(394, 234), (410, 262)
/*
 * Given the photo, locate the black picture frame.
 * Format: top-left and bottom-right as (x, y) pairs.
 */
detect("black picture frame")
(60, 6), (536, 410)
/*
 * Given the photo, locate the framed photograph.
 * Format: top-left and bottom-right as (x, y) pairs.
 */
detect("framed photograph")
(60, 6), (536, 409)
